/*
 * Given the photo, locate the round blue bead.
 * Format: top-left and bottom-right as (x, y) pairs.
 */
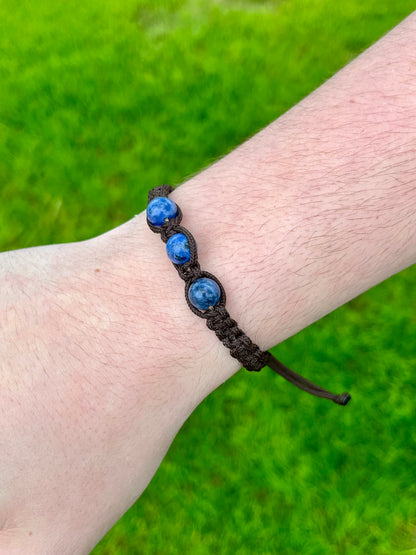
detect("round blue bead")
(189, 278), (221, 310)
(147, 197), (178, 226)
(166, 233), (194, 265)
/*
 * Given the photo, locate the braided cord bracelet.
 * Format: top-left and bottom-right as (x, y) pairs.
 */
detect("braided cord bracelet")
(146, 184), (351, 406)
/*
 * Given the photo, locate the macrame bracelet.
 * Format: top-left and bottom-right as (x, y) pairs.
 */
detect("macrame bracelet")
(146, 184), (351, 406)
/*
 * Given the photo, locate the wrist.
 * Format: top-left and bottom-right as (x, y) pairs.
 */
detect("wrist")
(0, 232), (234, 554)
(92, 214), (240, 405)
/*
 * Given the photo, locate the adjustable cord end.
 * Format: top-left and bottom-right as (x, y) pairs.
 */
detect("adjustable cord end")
(264, 351), (352, 407)
(334, 392), (352, 406)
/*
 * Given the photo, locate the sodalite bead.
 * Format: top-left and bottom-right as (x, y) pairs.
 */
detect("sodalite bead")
(166, 233), (194, 265)
(189, 278), (221, 310)
(146, 196), (178, 226)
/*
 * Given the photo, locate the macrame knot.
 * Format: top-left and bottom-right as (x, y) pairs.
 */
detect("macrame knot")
(147, 184), (174, 203)
(160, 218), (182, 242)
(206, 306), (266, 371)
(177, 262), (202, 281)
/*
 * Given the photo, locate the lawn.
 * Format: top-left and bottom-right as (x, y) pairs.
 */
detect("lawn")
(1, 0), (415, 553)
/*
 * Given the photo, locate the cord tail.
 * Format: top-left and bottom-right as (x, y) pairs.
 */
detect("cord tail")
(264, 351), (351, 406)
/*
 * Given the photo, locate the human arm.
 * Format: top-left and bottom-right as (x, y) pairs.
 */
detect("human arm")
(0, 11), (415, 554)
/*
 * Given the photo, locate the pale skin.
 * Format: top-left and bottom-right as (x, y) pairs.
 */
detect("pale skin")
(1, 11), (416, 554)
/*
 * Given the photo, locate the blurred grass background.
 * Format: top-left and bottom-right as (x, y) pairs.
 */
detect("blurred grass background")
(1, 0), (416, 553)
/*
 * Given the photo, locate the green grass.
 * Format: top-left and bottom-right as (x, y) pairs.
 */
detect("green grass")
(1, 0), (416, 553)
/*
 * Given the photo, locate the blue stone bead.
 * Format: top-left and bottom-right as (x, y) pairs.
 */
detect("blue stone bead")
(166, 233), (194, 265)
(147, 196), (178, 226)
(189, 277), (221, 310)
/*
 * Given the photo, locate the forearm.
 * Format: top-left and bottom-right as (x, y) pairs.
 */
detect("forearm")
(1, 11), (416, 555)
(106, 11), (416, 398)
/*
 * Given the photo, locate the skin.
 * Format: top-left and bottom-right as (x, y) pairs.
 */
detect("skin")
(0, 10), (415, 554)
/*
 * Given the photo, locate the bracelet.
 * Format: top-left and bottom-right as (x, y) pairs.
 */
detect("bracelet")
(146, 184), (351, 406)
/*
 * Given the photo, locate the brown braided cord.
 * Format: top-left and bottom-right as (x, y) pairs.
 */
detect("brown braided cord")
(205, 306), (266, 371)
(146, 184), (351, 405)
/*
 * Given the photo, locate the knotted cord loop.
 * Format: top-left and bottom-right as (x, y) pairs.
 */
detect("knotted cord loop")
(146, 185), (183, 236)
(184, 270), (226, 317)
(148, 184), (175, 203)
(146, 184), (351, 406)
